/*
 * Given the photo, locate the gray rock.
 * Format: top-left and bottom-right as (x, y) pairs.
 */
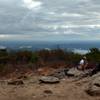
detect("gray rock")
(92, 77), (100, 87)
(86, 74), (100, 96)
(66, 68), (84, 77)
(39, 76), (60, 84)
(51, 69), (67, 79)
(49, 68), (69, 79)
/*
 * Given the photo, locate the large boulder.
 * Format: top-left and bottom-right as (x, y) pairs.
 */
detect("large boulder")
(86, 73), (100, 96)
(39, 76), (60, 84)
(66, 68), (84, 77)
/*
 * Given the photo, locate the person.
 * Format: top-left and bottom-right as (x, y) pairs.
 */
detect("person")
(78, 56), (88, 71)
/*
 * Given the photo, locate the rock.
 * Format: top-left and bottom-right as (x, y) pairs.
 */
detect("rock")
(91, 72), (100, 78)
(92, 77), (100, 87)
(39, 76), (60, 84)
(66, 68), (84, 77)
(44, 90), (53, 94)
(86, 74), (100, 96)
(8, 79), (24, 85)
(50, 68), (68, 79)
(17, 75), (28, 80)
(86, 85), (100, 96)
(0, 80), (8, 86)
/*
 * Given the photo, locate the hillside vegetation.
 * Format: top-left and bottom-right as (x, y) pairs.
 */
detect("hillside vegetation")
(0, 48), (99, 78)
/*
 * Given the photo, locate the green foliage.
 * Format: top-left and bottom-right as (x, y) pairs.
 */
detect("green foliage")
(30, 52), (39, 63)
(0, 50), (9, 64)
(68, 53), (82, 63)
(1, 47), (100, 66)
(0, 50), (8, 57)
(86, 48), (100, 62)
(0, 64), (6, 72)
(89, 48), (100, 54)
(16, 50), (32, 63)
(37, 49), (82, 63)
(0, 64), (13, 75)
(1, 48), (100, 77)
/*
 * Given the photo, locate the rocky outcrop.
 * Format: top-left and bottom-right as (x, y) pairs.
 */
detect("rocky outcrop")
(86, 73), (100, 96)
(66, 68), (84, 77)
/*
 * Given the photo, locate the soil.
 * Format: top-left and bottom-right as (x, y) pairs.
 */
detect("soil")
(0, 75), (100, 100)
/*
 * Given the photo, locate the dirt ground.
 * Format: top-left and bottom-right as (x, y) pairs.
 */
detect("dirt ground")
(0, 75), (100, 100)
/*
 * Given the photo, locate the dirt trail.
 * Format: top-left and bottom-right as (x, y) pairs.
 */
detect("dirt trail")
(0, 76), (100, 100)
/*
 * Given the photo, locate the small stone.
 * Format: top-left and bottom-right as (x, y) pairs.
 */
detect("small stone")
(17, 75), (28, 80)
(8, 79), (24, 85)
(44, 90), (53, 94)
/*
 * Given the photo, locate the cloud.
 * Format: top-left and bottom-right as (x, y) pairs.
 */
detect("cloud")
(0, 0), (100, 41)
(22, 0), (42, 10)
(0, 34), (9, 38)
(61, 13), (84, 17)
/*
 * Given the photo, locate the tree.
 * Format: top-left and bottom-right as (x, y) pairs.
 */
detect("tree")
(89, 48), (100, 54)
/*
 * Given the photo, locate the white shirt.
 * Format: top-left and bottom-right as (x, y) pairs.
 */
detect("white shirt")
(79, 59), (85, 65)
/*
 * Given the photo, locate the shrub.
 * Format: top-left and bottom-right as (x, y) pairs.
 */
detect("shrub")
(0, 64), (5, 72)
(30, 52), (39, 63)
(16, 51), (32, 63)
(86, 48), (100, 63)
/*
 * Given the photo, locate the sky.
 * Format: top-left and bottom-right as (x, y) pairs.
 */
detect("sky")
(0, 0), (100, 41)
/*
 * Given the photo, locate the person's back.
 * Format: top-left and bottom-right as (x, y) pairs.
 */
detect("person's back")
(79, 59), (84, 65)
(78, 59), (85, 70)
(78, 56), (88, 71)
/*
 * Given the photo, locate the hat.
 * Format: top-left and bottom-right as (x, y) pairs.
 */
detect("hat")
(83, 56), (87, 59)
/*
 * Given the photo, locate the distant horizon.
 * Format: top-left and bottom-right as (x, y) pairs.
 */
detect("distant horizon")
(1, 40), (100, 52)
(1, 39), (100, 42)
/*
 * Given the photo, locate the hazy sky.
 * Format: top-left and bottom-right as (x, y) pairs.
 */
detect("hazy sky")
(0, 0), (100, 41)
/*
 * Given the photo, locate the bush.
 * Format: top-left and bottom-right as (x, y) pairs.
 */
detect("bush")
(0, 64), (5, 72)
(16, 51), (32, 63)
(30, 52), (39, 63)
(86, 48), (100, 63)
